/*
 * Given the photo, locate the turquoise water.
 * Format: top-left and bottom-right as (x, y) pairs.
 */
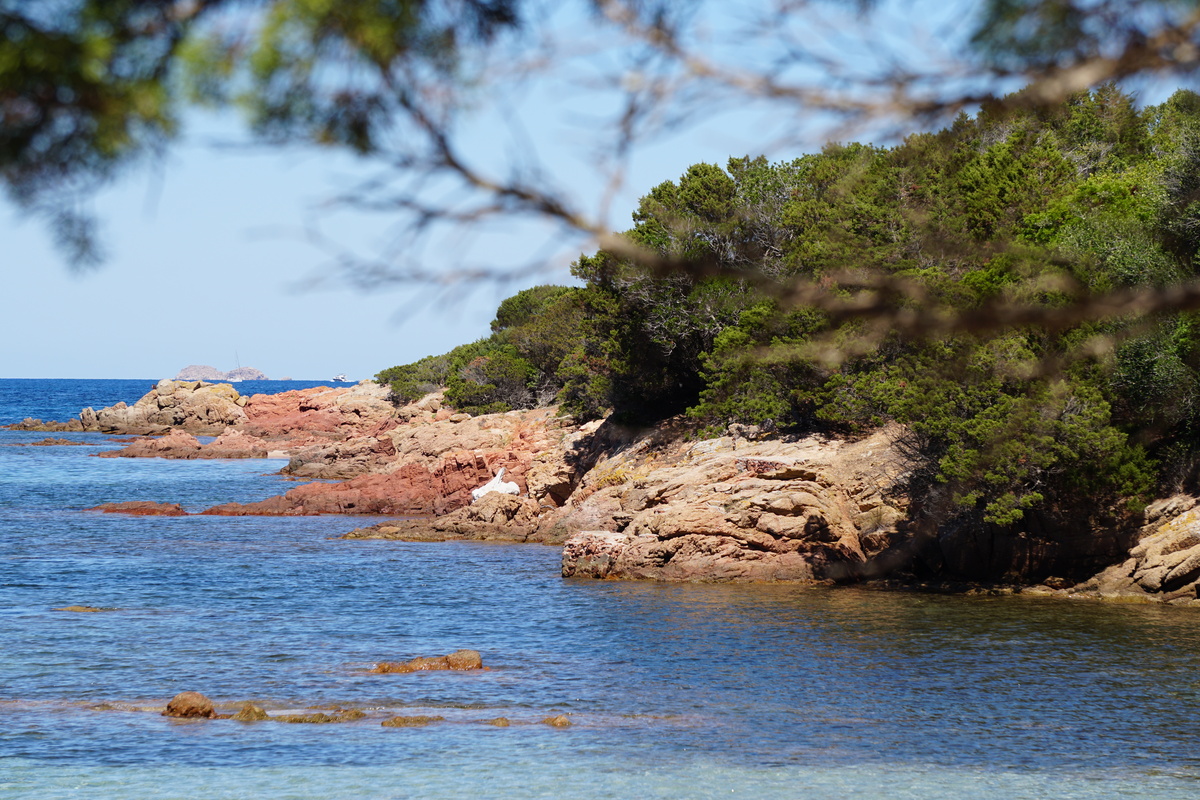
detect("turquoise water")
(3, 380), (1200, 798)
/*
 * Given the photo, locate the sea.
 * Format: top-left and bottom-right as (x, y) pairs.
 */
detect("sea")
(2, 378), (1200, 799)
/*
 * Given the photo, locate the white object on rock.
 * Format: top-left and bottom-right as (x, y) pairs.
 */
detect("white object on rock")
(471, 467), (520, 502)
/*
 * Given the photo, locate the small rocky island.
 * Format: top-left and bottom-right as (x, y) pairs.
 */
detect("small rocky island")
(175, 365), (268, 381)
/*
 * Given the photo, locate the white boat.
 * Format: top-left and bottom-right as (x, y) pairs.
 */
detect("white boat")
(332, 374), (348, 382)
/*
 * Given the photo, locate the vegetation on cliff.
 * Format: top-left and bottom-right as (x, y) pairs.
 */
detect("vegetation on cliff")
(380, 86), (1200, 530)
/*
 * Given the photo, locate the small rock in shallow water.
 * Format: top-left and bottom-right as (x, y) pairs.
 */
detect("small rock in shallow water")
(381, 715), (445, 727)
(371, 649), (484, 673)
(163, 691), (216, 719)
(232, 704), (270, 721)
(54, 605), (109, 612)
(484, 717), (511, 727)
(541, 715), (571, 728)
(88, 501), (187, 516)
(445, 649), (484, 670)
(277, 712), (338, 724)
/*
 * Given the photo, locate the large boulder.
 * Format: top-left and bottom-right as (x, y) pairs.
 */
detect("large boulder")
(163, 691), (216, 718)
(240, 382), (394, 440)
(84, 380), (248, 435)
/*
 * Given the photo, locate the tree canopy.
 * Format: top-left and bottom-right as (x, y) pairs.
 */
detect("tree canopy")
(5, 0), (1200, 277)
(379, 86), (1200, 533)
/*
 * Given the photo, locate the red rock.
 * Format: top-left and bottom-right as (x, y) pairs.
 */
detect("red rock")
(200, 429), (270, 458)
(201, 451), (537, 517)
(89, 501), (188, 516)
(241, 383), (394, 440)
(97, 430), (202, 459)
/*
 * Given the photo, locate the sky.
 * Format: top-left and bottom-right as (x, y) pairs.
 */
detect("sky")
(0, 102), (785, 380)
(0, 3), (813, 381)
(1, 121), (549, 381)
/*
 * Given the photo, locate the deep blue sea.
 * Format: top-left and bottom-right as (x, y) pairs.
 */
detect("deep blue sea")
(3, 379), (1200, 799)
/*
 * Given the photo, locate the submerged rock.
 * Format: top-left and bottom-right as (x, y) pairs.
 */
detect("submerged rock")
(88, 501), (188, 516)
(232, 704), (270, 722)
(163, 691), (216, 719)
(342, 493), (545, 544)
(381, 715), (445, 727)
(277, 712), (339, 724)
(371, 649), (484, 674)
(53, 605), (111, 612)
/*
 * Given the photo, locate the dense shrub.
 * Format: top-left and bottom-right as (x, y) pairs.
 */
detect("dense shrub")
(377, 87), (1200, 527)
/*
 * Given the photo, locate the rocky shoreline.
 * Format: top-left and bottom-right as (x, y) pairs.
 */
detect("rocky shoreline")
(15, 378), (1200, 606)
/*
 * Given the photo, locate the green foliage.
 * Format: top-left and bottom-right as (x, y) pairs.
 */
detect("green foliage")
(0, 1), (196, 264)
(376, 353), (452, 403)
(373, 85), (1200, 530)
(688, 302), (827, 432)
(1, 0), (520, 264)
(444, 343), (535, 415)
(377, 283), (583, 414)
(492, 285), (573, 333)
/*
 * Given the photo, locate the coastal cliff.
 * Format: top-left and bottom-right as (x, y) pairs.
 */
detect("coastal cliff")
(35, 381), (1200, 604)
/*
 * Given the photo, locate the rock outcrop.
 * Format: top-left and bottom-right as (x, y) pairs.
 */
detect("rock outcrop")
(342, 493), (545, 542)
(175, 365), (226, 381)
(240, 383), (394, 442)
(205, 406), (570, 517)
(99, 428), (270, 459)
(43, 376), (1200, 597)
(556, 425), (908, 582)
(97, 430), (203, 459)
(1065, 496), (1200, 606)
(78, 380), (249, 435)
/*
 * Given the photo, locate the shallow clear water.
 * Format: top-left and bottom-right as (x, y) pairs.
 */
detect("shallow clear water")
(3, 380), (1200, 798)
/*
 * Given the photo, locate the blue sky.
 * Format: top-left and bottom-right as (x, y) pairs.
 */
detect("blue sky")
(0, 101), (781, 380)
(0, 7), (807, 381)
